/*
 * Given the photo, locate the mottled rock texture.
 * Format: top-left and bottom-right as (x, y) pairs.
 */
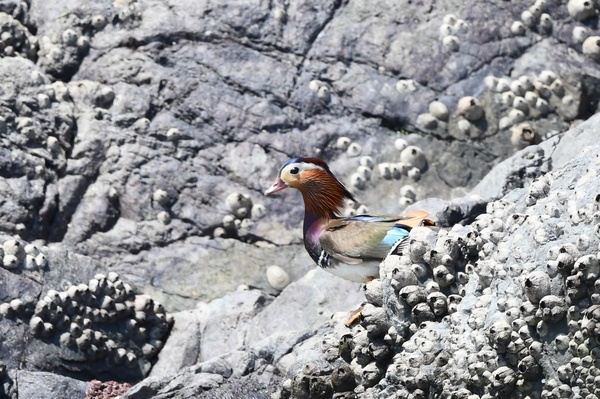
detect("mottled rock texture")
(1, 0), (600, 397)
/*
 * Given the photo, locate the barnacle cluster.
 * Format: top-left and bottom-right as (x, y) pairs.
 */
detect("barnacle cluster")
(416, 100), (450, 132)
(215, 192), (265, 238)
(309, 79), (332, 103)
(0, 12), (38, 59)
(484, 70), (579, 139)
(0, 238), (172, 378)
(277, 144), (600, 398)
(439, 14), (468, 52)
(32, 273), (171, 368)
(510, 0), (553, 35)
(0, 239), (47, 271)
(333, 135), (428, 214)
(377, 143), (427, 187)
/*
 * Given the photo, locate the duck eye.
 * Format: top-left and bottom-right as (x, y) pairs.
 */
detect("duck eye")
(289, 167), (300, 175)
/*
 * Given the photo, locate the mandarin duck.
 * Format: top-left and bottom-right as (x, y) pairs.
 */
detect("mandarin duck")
(264, 157), (434, 283)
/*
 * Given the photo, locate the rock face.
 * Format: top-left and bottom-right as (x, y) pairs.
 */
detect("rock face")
(119, 112), (600, 399)
(1, 0), (600, 397)
(1, 0), (599, 314)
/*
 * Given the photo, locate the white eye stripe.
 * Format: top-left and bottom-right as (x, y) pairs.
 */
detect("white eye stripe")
(284, 162), (325, 174)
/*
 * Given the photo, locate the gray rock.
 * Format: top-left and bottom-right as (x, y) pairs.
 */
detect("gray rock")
(2, 0), (600, 396)
(16, 371), (89, 399)
(149, 268), (363, 376)
(7, 0), (594, 311)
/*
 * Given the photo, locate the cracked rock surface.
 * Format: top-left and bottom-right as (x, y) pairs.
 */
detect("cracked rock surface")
(2, 0), (600, 397)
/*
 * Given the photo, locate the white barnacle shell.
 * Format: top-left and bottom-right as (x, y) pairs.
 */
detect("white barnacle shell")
(166, 127), (181, 141)
(511, 123), (540, 150)
(399, 185), (417, 200)
(538, 70), (557, 85)
(346, 142), (362, 157)
(457, 96), (484, 121)
(568, 0), (597, 21)
(225, 192), (252, 219)
(274, 7), (287, 22)
(400, 146), (427, 171)
(508, 108), (526, 123)
(549, 79), (564, 97)
(317, 85), (330, 102)
(539, 13), (553, 31)
(442, 35), (460, 52)
(110, 348), (126, 365)
(510, 21), (526, 36)
(70, 322), (82, 338)
(439, 23), (453, 37)
(8, 299), (23, 314)
(363, 279), (383, 306)
(356, 204), (369, 214)
(377, 163), (392, 179)
(495, 78), (510, 93)
(501, 91), (515, 106)
(157, 211), (171, 225)
(580, 227), (596, 247)
(535, 98), (551, 114)
(42, 322), (55, 337)
(29, 316), (44, 336)
(521, 10), (536, 27)
(266, 265), (290, 291)
(141, 342), (158, 359)
(91, 14), (107, 29)
(356, 165), (372, 181)
(349, 173), (366, 190)
(457, 119), (471, 134)
(484, 75), (498, 89)
(433, 265), (455, 287)
(583, 36), (600, 61)
(511, 21), (526, 36)
(528, 3), (543, 18)
(308, 79), (323, 92)
(3, 239), (24, 259)
(251, 204), (266, 219)
(407, 167), (421, 181)
(573, 26), (590, 43)
(416, 113), (438, 130)
(519, 75), (535, 91)
(396, 79), (417, 93)
(398, 285), (427, 307)
(134, 295), (153, 312)
(538, 296), (567, 322)
(3, 255), (19, 270)
(398, 197), (414, 208)
(512, 96), (529, 113)
(524, 91), (539, 106)
(454, 19), (468, 34)
(523, 271), (551, 303)
(443, 14), (458, 25)
(152, 188), (170, 206)
(359, 155), (375, 168)
(555, 334), (570, 351)
(24, 244), (40, 256)
(488, 319), (513, 346)
(510, 80), (526, 96)
(429, 101), (449, 121)
(335, 136), (351, 150)
(24, 255), (38, 270)
(61, 29), (78, 46)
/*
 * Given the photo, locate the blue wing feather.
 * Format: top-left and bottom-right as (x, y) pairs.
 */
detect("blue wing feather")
(380, 225), (410, 247)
